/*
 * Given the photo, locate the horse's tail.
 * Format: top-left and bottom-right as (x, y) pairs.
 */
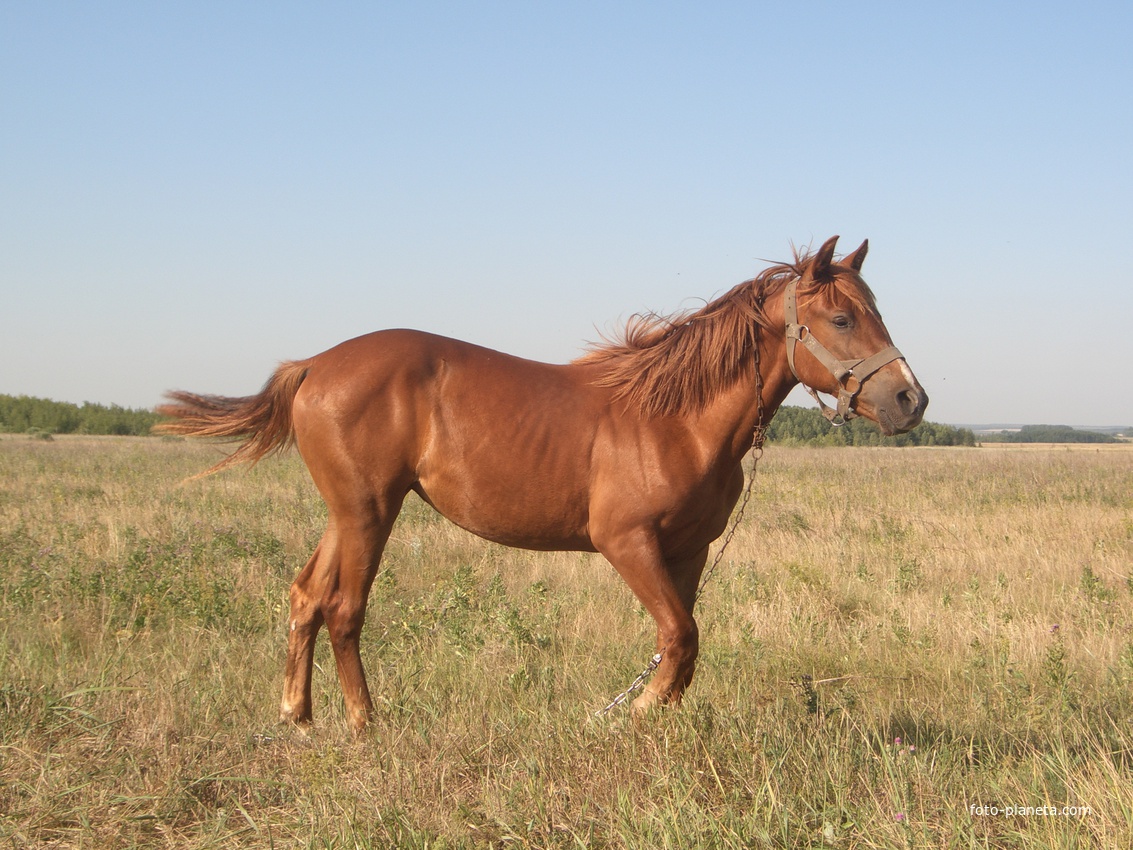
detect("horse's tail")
(156, 360), (311, 477)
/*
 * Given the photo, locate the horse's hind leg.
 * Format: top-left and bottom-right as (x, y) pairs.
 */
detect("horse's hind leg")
(279, 541), (329, 726)
(279, 500), (401, 732)
(322, 507), (401, 732)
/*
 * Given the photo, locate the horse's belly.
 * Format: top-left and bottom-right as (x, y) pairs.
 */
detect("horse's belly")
(411, 474), (595, 553)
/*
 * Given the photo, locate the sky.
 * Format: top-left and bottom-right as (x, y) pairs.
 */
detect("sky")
(2, 2), (1131, 426)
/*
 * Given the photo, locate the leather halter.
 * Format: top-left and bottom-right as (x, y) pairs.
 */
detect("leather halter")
(784, 279), (905, 425)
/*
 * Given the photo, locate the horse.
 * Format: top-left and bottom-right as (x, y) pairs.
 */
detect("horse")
(158, 235), (927, 732)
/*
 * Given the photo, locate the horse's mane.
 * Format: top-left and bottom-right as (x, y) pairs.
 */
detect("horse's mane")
(574, 246), (877, 418)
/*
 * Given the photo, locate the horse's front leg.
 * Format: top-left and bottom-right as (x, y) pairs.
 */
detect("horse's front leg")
(656, 546), (710, 696)
(598, 531), (702, 713)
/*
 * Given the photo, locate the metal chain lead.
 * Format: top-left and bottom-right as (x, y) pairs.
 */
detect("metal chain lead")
(596, 340), (768, 716)
(594, 651), (664, 714)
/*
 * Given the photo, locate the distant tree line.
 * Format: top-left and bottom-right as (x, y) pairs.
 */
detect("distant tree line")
(977, 424), (1120, 444)
(765, 405), (976, 447)
(0, 394), (160, 436)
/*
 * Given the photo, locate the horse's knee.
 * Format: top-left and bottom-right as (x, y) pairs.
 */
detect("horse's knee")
(323, 594), (367, 648)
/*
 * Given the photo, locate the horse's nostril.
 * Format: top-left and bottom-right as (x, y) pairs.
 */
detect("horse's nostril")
(897, 388), (920, 417)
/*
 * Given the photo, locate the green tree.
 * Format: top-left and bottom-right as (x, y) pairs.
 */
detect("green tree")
(766, 405), (975, 447)
(0, 395), (160, 436)
(980, 425), (1117, 444)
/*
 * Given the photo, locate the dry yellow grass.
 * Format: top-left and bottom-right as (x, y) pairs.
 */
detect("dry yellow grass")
(1, 436), (1131, 847)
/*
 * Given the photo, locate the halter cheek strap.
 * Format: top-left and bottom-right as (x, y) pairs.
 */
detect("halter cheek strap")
(784, 280), (905, 425)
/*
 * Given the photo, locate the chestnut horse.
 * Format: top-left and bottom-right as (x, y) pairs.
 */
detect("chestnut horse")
(159, 236), (927, 731)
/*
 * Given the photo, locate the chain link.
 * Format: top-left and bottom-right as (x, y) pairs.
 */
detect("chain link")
(596, 343), (768, 716)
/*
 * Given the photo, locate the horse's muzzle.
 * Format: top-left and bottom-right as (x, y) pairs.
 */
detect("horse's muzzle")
(877, 383), (928, 435)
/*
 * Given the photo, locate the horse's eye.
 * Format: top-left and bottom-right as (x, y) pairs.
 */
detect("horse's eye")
(832, 314), (852, 329)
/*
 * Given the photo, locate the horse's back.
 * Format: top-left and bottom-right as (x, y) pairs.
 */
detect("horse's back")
(290, 329), (605, 549)
(294, 328), (600, 424)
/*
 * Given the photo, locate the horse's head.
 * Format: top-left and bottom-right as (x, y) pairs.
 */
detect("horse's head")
(781, 236), (927, 435)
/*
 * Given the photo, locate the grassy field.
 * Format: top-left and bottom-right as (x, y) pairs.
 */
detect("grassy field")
(1, 435), (1131, 848)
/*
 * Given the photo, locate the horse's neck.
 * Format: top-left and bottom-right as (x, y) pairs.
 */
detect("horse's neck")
(703, 340), (796, 464)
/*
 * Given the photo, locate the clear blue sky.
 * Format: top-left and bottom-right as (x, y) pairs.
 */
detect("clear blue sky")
(3, 2), (1131, 426)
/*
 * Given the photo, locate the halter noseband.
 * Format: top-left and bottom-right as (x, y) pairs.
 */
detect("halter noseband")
(784, 279), (905, 425)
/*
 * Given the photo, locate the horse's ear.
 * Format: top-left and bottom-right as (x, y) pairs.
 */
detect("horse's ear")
(843, 239), (868, 272)
(809, 235), (839, 280)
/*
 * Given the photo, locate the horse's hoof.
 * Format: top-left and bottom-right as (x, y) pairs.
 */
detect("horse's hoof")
(630, 688), (663, 716)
